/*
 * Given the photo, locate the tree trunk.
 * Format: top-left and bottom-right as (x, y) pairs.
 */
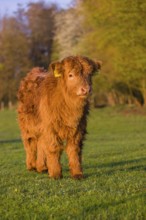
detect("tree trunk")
(141, 80), (146, 107)
(0, 101), (4, 110)
(8, 100), (13, 109)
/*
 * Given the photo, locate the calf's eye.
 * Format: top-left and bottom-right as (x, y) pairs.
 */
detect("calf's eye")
(69, 74), (73, 78)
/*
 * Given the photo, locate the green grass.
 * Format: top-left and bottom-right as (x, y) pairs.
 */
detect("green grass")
(0, 110), (20, 140)
(0, 108), (146, 220)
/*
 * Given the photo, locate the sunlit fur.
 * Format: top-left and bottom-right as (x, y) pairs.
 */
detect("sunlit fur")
(17, 56), (101, 179)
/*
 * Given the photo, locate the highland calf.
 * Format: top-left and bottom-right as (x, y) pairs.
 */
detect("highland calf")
(17, 56), (101, 179)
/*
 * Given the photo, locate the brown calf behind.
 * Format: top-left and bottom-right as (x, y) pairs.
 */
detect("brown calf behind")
(17, 56), (101, 179)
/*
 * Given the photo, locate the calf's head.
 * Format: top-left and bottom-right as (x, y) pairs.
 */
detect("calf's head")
(50, 56), (101, 99)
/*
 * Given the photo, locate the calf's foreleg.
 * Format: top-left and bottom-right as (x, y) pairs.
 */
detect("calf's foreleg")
(66, 139), (83, 179)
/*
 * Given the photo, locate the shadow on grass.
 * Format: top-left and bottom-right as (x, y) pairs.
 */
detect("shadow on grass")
(0, 139), (21, 144)
(84, 157), (146, 178)
(101, 158), (145, 168)
(81, 193), (146, 214)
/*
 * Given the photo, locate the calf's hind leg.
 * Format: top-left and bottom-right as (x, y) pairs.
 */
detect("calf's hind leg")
(36, 138), (47, 173)
(23, 137), (37, 170)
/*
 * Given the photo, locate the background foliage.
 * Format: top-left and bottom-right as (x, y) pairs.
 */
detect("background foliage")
(0, 0), (146, 107)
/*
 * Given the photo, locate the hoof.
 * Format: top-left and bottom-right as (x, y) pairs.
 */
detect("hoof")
(27, 162), (36, 171)
(49, 174), (63, 180)
(27, 167), (36, 171)
(72, 174), (84, 180)
(36, 166), (48, 173)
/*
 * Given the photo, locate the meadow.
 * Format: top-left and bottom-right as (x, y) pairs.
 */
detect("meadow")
(0, 108), (146, 220)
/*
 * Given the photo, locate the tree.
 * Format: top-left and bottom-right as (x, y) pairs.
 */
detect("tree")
(75, 0), (146, 106)
(26, 2), (57, 67)
(54, 7), (83, 59)
(0, 16), (31, 106)
(0, 2), (57, 107)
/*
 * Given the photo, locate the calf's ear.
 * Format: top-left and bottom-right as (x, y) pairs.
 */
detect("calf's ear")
(94, 60), (102, 72)
(49, 61), (62, 78)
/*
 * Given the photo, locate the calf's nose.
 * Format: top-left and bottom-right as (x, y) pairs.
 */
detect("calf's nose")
(81, 86), (91, 95)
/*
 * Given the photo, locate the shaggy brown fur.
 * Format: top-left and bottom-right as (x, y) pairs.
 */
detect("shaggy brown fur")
(17, 56), (101, 179)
